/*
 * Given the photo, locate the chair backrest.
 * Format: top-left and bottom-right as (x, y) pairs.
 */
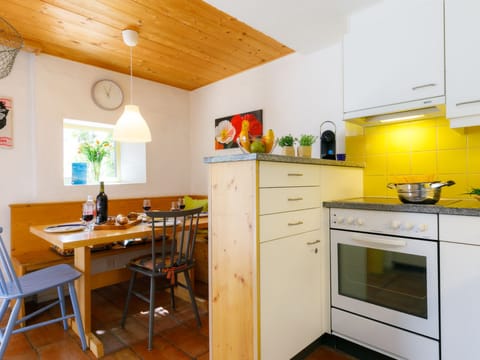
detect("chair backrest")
(0, 227), (22, 298)
(145, 207), (203, 271)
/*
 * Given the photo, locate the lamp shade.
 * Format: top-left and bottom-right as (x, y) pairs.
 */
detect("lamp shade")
(113, 105), (152, 143)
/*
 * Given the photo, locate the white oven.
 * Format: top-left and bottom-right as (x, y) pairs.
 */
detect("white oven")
(330, 208), (440, 360)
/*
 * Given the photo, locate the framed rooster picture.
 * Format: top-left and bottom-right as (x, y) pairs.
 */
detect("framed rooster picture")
(0, 97), (13, 148)
(214, 109), (263, 150)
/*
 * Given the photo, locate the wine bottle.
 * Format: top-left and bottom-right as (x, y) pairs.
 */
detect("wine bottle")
(95, 181), (108, 224)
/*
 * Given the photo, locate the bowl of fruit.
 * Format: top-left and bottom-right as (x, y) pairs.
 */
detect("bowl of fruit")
(237, 130), (277, 154)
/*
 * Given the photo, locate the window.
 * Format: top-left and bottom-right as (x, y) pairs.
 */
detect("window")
(63, 119), (147, 185)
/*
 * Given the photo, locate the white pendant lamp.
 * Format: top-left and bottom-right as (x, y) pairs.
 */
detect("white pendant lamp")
(113, 29), (152, 143)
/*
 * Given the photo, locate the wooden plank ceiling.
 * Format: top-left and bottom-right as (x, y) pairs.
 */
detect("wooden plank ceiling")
(0, 0), (293, 90)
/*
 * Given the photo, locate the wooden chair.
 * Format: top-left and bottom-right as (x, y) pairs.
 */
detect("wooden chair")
(0, 226), (87, 358)
(120, 207), (203, 350)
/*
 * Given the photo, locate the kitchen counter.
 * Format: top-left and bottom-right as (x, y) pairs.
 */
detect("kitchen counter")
(203, 153), (363, 168)
(324, 197), (480, 217)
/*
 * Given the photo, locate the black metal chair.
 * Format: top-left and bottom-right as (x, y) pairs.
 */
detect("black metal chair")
(0, 226), (87, 357)
(120, 206), (203, 350)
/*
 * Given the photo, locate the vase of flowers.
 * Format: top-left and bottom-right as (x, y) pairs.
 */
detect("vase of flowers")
(78, 139), (112, 182)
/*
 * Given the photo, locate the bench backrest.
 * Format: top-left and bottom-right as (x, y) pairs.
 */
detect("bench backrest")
(10, 195), (206, 256)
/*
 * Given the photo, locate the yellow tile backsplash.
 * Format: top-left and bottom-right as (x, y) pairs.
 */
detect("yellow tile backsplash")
(386, 126), (412, 153)
(346, 117), (480, 198)
(437, 126), (466, 150)
(386, 153), (411, 175)
(411, 151), (437, 175)
(437, 149), (467, 174)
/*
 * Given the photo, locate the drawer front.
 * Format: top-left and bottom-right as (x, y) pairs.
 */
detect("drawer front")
(440, 214), (480, 245)
(260, 208), (322, 242)
(259, 187), (321, 215)
(259, 162), (320, 188)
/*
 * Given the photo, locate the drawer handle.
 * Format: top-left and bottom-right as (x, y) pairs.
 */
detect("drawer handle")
(288, 221), (304, 226)
(412, 83), (436, 91)
(287, 173), (304, 177)
(456, 99), (480, 107)
(306, 240), (321, 245)
(287, 197), (304, 201)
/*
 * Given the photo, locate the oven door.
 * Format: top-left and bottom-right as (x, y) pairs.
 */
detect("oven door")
(331, 229), (439, 339)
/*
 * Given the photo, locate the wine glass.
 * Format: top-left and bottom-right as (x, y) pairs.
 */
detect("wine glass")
(142, 199), (151, 212)
(82, 202), (95, 232)
(178, 198), (185, 210)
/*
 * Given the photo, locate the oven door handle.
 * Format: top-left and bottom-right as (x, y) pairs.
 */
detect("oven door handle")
(352, 236), (406, 248)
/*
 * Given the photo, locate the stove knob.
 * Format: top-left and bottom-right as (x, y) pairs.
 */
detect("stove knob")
(404, 222), (414, 231)
(347, 217), (354, 225)
(356, 218), (364, 226)
(337, 216), (345, 224)
(418, 223), (428, 232)
(391, 220), (401, 230)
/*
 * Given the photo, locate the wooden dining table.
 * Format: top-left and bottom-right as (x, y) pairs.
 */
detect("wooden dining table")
(30, 216), (208, 358)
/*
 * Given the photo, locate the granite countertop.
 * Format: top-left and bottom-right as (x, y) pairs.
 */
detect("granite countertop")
(324, 197), (480, 217)
(203, 153), (364, 168)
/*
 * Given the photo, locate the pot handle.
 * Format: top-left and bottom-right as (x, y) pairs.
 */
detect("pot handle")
(387, 183), (396, 189)
(431, 180), (456, 189)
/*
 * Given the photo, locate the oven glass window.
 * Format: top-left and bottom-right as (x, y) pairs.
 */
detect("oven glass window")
(338, 244), (427, 318)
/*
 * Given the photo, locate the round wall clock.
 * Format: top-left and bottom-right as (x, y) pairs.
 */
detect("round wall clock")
(91, 79), (124, 110)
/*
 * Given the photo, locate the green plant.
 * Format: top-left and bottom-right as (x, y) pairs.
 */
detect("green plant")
(466, 188), (480, 195)
(278, 134), (295, 147)
(298, 134), (318, 146)
(78, 139), (112, 163)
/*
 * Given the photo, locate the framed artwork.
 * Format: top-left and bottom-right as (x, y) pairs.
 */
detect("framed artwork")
(214, 109), (263, 149)
(0, 97), (13, 148)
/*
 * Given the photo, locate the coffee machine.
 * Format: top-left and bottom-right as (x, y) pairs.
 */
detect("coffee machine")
(320, 121), (336, 160)
(320, 121), (337, 160)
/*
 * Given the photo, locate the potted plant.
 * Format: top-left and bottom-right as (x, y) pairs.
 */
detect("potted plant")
(297, 134), (318, 158)
(278, 134), (295, 156)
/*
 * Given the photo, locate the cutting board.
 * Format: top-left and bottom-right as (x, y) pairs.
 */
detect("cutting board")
(93, 218), (141, 230)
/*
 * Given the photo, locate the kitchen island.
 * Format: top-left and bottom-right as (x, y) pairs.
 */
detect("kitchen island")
(204, 153), (363, 360)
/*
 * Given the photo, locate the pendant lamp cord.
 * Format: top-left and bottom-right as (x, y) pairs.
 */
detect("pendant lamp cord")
(129, 46), (133, 104)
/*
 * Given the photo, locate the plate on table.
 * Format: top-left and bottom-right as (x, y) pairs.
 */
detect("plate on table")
(44, 223), (86, 233)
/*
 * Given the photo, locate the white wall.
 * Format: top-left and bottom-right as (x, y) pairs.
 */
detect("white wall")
(0, 52), (191, 249)
(189, 43), (345, 194)
(0, 42), (345, 249)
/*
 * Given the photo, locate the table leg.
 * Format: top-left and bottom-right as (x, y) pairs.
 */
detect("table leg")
(74, 246), (104, 358)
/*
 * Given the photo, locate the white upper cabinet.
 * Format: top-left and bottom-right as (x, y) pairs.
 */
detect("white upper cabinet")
(343, 0), (445, 119)
(445, 0), (480, 127)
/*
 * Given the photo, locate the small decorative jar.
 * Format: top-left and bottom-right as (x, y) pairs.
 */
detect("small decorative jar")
(297, 145), (312, 158)
(281, 146), (295, 157)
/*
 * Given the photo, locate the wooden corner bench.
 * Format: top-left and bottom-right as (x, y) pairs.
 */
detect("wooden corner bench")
(10, 195), (208, 284)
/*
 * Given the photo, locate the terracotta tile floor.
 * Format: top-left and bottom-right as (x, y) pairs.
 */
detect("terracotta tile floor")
(3, 280), (354, 359)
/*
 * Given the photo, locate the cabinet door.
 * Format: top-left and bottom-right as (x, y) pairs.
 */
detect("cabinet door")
(445, 0), (480, 123)
(440, 241), (480, 359)
(344, 0), (444, 115)
(260, 230), (323, 359)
